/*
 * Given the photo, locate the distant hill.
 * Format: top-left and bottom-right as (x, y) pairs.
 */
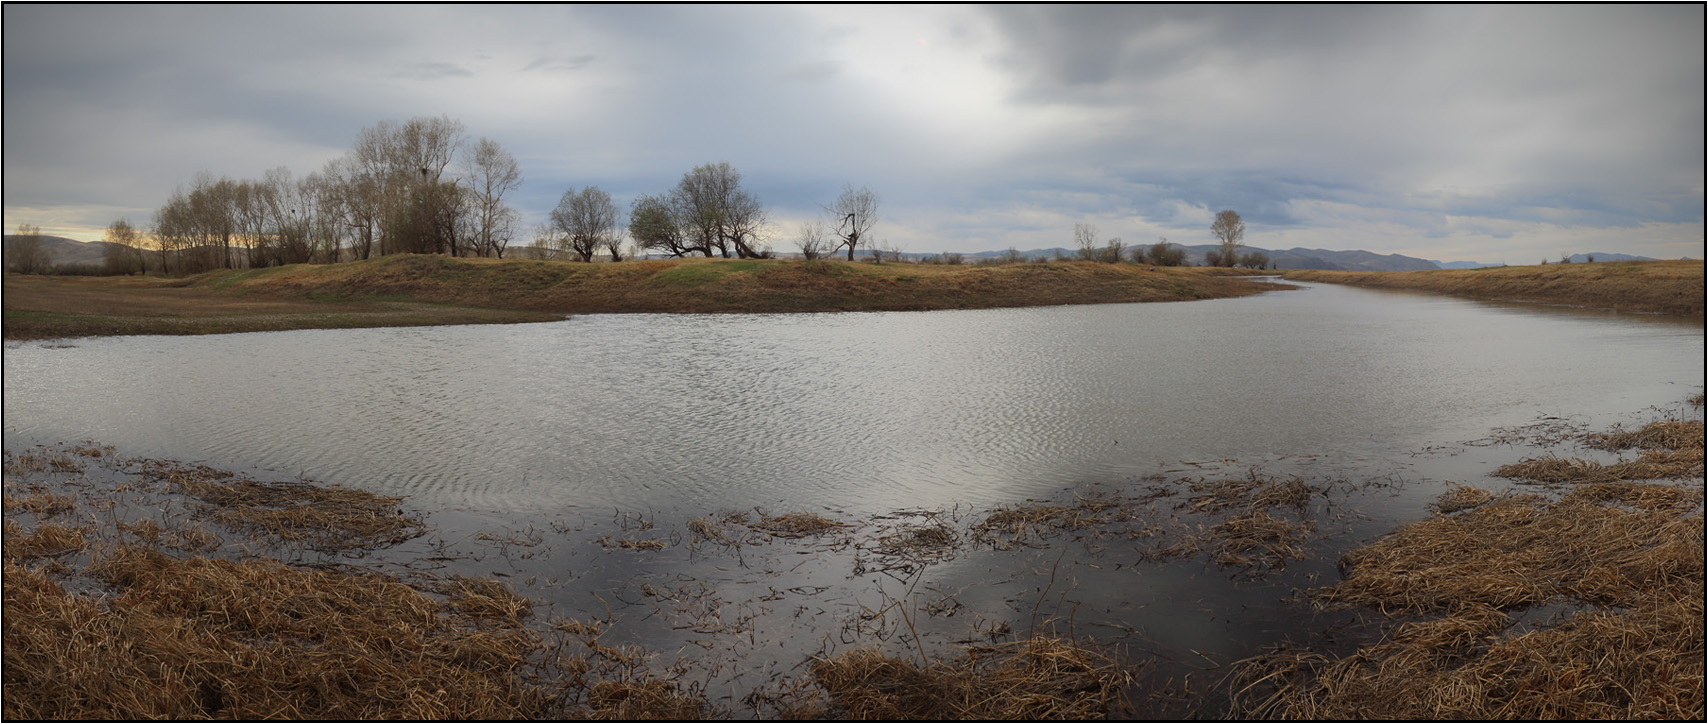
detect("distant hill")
(3, 234), (121, 268)
(1432, 260), (1500, 269)
(1565, 252), (1656, 264)
(962, 244), (1442, 271)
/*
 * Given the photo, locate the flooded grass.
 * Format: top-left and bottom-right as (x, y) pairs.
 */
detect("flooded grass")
(1229, 407), (1706, 721)
(785, 636), (1134, 720)
(5, 396), (1702, 720)
(131, 459), (427, 551)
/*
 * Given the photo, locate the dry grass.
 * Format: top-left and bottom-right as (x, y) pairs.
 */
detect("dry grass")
(2, 546), (563, 720)
(1, 486), (78, 517)
(1318, 483), (1702, 612)
(3, 520), (89, 559)
(6, 255), (1287, 339)
(744, 511), (850, 539)
(443, 575), (536, 627)
(594, 535), (668, 551)
(136, 460), (426, 551)
(1204, 510), (1314, 570)
(1433, 484), (1495, 514)
(1188, 473), (1320, 513)
(794, 636), (1134, 720)
(971, 494), (1141, 548)
(1228, 474), (1705, 720)
(1584, 419), (1705, 452)
(1496, 448), (1705, 484)
(1281, 259), (1705, 317)
(583, 680), (707, 720)
(3, 448), (84, 475)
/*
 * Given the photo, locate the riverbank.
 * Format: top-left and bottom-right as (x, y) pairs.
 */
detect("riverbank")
(2, 256), (1287, 339)
(6, 398), (1702, 719)
(1280, 260), (1704, 318)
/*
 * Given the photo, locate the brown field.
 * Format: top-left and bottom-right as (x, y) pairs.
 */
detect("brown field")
(1280, 260), (1704, 317)
(3, 255), (1287, 339)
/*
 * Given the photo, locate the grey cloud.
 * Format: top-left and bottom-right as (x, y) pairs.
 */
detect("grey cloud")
(391, 62), (475, 80)
(523, 55), (597, 72)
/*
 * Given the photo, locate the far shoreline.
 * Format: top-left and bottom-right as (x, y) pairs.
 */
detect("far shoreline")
(1, 255), (1288, 340)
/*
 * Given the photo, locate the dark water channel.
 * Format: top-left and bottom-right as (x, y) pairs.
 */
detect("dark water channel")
(5, 280), (1703, 715)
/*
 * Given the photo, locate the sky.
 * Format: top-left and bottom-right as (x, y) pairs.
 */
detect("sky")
(3, 4), (1703, 264)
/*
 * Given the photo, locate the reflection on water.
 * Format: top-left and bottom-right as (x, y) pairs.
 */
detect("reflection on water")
(4, 282), (1702, 515)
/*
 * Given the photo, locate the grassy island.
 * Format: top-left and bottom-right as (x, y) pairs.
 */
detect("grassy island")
(1281, 260), (1704, 318)
(2, 255), (1287, 340)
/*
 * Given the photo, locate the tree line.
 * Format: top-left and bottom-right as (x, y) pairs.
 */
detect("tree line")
(136, 116), (522, 275)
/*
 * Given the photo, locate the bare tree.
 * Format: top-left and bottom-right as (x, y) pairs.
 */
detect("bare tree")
(7, 224), (51, 274)
(825, 184), (878, 261)
(551, 186), (620, 263)
(102, 218), (147, 275)
(796, 219), (830, 260)
(349, 116), (466, 256)
(1074, 222), (1099, 261)
(673, 162), (769, 259)
(1210, 209), (1244, 268)
(462, 137), (523, 258)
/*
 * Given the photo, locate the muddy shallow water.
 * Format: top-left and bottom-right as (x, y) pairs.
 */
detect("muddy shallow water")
(4, 281), (1703, 716)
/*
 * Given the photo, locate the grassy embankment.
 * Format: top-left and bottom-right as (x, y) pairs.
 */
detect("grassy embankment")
(3, 255), (1285, 340)
(1281, 260), (1704, 318)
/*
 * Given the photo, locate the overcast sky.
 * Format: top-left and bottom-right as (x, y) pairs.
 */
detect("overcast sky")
(4, 4), (1702, 263)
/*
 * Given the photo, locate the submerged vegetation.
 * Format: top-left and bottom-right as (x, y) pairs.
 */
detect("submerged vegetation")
(1281, 259), (1705, 317)
(3, 254), (1288, 339)
(5, 394), (1702, 719)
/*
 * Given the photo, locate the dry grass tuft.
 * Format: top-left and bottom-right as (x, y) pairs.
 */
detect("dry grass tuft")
(1205, 510), (1314, 570)
(745, 511), (849, 539)
(1, 487), (78, 517)
(137, 460), (425, 550)
(3, 449), (84, 475)
(444, 575), (535, 627)
(1433, 484), (1495, 514)
(582, 680), (707, 720)
(1584, 420), (1705, 452)
(1189, 473), (1320, 513)
(804, 636), (1134, 720)
(1496, 448), (1704, 484)
(3, 520), (89, 559)
(594, 535), (667, 551)
(972, 494), (1139, 548)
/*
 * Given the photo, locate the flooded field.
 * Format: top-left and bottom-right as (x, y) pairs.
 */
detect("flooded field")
(5, 281), (1704, 717)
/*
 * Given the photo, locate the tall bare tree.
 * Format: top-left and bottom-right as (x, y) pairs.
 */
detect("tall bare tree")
(1074, 222), (1099, 261)
(551, 186), (620, 263)
(7, 223), (51, 274)
(825, 184), (878, 261)
(1210, 209), (1244, 268)
(462, 137), (522, 258)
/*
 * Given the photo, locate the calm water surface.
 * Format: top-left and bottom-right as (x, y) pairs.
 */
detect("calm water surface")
(5, 281), (1700, 514)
